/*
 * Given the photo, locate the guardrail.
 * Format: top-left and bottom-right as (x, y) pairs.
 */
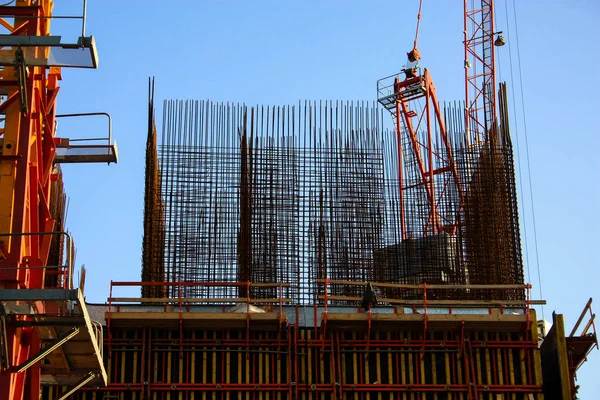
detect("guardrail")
(108, 280), (291, 312)
(106, 281), (291, 359)
(316, 279), (545, 314)
(377, 68), (425, 101)
(0, 231), (74, 289)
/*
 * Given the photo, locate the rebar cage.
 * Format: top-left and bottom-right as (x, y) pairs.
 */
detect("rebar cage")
(142, 98), (524, 304)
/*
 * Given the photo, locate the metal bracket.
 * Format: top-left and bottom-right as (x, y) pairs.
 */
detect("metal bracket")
(57, 371), (96, 400)
(14, 326), (79, 373)
(15, 47), (28, 114)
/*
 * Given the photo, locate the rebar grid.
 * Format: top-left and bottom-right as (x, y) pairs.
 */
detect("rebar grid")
(141, 80), (166, 298)
(142, 93), (524, 303)
(155, 101), (385, 302)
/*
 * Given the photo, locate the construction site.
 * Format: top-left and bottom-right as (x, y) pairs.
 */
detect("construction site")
(0, 1), (597, 400)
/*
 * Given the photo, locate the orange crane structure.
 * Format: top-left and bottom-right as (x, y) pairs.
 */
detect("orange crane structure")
(0, 1), (115, 400)
(0, 1), (596, 400)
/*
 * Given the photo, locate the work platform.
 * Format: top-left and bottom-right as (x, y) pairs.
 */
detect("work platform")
(0, 289), (107, 388)
(324, 311), (532, 333)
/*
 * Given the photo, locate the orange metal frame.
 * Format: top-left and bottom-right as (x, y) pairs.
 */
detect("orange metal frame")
(392, 69), (463, 239)
(0, 2), (63, 399)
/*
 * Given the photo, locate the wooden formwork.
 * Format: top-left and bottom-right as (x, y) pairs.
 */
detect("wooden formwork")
(42, 306), (544, 400)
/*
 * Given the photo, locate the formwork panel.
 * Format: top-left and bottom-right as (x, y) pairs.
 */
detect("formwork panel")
(42, 310), (543, 400)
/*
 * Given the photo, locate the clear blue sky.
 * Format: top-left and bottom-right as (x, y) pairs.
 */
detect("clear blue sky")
(50, 0), (598, 396)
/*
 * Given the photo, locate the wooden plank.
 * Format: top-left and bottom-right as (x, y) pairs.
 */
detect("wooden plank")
(341, 332), (347, 394)
(245, 330), (250, 400)
(431, 332), (438, 400)
(277, 333), (282, 400)
(407, 331), (414, 400)
(485, 332), (492, 388)
(105, 312), (288, 331)
(132, 330), (138, 400)
(202, 331), (207, 400)
(226, 330), (231, 400)
(495, 332), (504, 390)
(399, 331), (406, 400)
(444, 331), (451, 390)
(191, 330), (196, 400)
(109, 297), (293, 304)
(106, 312), (285, 319)
(386, 332), (393, 388)
(316, 279), (530, 290)
(317, 295), (545, 306)
(375, 337), (381, 400)
(352, 331), (358, 400)
(307, 330), (313, 400)
(211, 331), (217, 400)
(475, 332), (482, 388)
(508, 339), (516, 400)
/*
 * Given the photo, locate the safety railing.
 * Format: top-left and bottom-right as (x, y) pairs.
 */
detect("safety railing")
(0, 231), (74, 289)
(106, 281), (291, 359)
(54, 112), (117, 164)
(90, 320), (103, 359)
(317, 279), (544, 314)
(377, 68), (425, 107)
(569, 298), (598, 357)
(108, 280), (291, 313)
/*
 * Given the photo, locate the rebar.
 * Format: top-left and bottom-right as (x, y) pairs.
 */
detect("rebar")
(141, 78), (166, 298)
(141, 89), (524, 303)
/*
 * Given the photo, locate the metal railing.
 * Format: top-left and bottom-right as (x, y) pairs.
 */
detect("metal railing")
(90, 320), (103, 359)
(0, 0), (88, 38)
(377, 68), (424, 103)
(0, 231), (74, 289)
(317, 279), (544, 314)
(55, 112), (117, 164)
(569, 298), (598, 345)
(108, 280), (291, 312)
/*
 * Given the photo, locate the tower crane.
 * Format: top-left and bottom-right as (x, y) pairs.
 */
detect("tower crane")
(0, 1), (115, 399)
(376, 0), (505, 273)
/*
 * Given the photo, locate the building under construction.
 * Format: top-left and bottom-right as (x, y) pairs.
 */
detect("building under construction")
(0, 1), (597, 400)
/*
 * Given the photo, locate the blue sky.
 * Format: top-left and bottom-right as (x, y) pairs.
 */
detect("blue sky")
(49, 0), (598, 395)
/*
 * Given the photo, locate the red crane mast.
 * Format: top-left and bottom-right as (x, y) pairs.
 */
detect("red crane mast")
(464, 0), (501, 142)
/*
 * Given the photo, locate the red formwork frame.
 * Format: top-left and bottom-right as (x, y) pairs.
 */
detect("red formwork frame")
(78, 280), (544, 400)
(106, 281), (289, 360)
(0, 2), (62, 400)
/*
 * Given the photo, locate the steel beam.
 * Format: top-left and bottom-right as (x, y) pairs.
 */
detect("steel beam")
(14, 327), (79, 373)
(0, 289), (79, 302)
(57, 372), (95, 400)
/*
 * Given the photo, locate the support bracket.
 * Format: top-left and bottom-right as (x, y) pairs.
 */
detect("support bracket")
(14, 326), (79, 373)
(57, 371), (96, 400)
(15, 46), (28, 114)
